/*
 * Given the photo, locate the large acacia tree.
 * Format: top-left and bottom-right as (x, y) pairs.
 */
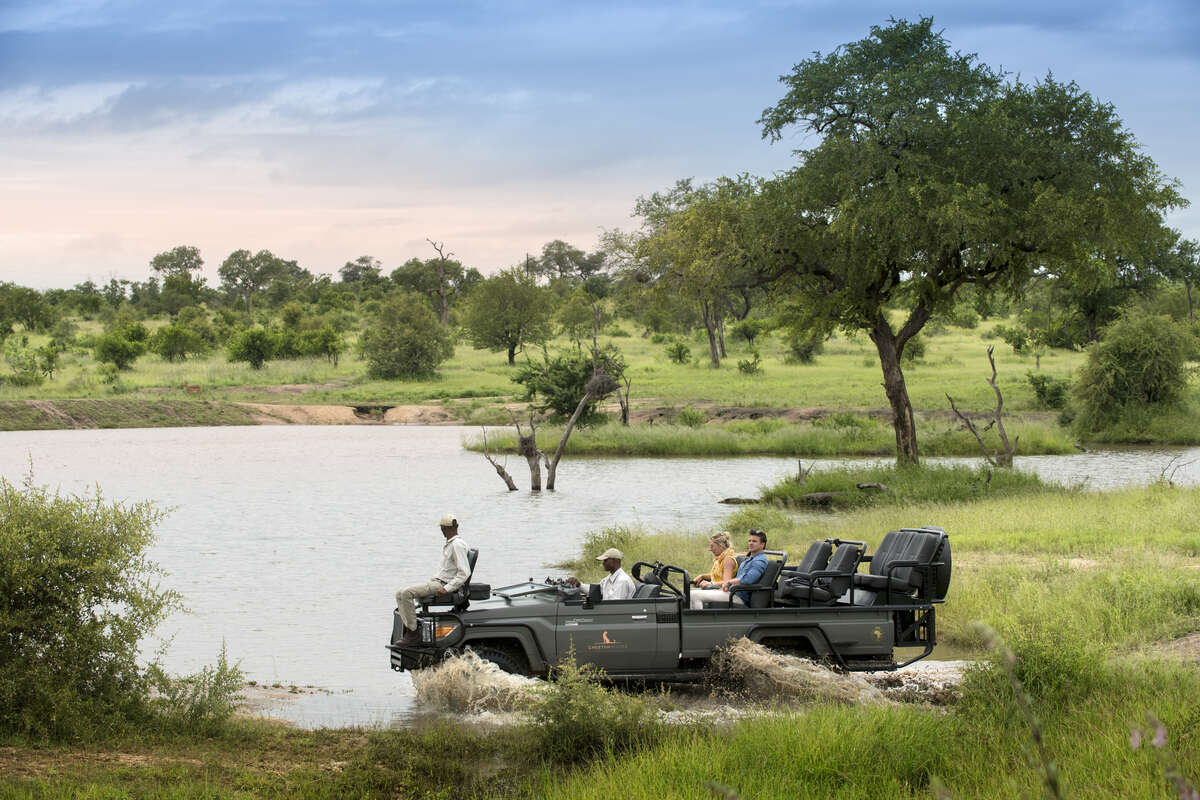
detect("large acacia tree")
(756, 17), (1183, 464)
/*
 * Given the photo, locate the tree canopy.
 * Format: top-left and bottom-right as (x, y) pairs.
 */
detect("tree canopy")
(462, 268), (554, 364)
(754, 16), (1185, 464)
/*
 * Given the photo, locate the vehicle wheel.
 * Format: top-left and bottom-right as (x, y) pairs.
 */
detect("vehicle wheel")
(468, 645), (530, 676)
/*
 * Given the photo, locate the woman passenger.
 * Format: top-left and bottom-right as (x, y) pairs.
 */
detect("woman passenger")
(689, 531), (737, 609)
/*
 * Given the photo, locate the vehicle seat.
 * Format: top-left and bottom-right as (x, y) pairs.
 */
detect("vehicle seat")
(777, 541), (864, 605)
(779, 540), (832, 584)
(633, 582), (663, 599)
(419, 548), (480, 612)
(852, 528), (949, 605)
(728, 550), (787, 609)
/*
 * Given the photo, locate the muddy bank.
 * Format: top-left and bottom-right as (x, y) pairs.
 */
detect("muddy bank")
(0, 398), (461, 430)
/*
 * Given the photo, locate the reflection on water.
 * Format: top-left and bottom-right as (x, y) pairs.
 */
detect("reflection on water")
(0, 425), (1196, 727)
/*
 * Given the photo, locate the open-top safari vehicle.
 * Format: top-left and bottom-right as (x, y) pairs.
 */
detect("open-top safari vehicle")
(388, 526), (951, 680)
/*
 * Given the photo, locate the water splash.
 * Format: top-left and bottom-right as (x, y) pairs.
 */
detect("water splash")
(708, 639), (888, 706)
(410, 651), (541, 713)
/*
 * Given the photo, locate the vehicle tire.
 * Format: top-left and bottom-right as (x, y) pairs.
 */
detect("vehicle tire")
(468, 644), (530, 676)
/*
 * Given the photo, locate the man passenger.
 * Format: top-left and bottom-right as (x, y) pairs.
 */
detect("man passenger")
(395, 513), (471, 644)
(690, 529), (769, 608)
(567, 547), (636, 600)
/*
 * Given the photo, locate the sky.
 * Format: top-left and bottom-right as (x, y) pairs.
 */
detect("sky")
(2, 1), (1199, 289)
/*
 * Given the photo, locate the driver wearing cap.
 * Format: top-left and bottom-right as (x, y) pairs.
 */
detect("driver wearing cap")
(566, 547), (636, 601)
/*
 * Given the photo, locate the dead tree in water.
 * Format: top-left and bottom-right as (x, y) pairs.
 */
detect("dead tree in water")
(513, 412), (544, 490)
(479, 427), (518, 491)
(946, 346), (1018, 468)
(545, 371), (618, 490)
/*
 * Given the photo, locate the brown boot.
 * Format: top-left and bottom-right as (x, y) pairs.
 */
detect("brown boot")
(397, 627), (421, 645)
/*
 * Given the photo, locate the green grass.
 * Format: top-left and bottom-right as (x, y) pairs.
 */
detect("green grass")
(0, 399), (263, 430)
(464, 415), (1078, 457)
(760, 463), (1066, 509)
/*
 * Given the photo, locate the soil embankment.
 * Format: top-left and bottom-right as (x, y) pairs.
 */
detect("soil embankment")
(0, 399), (460, 431)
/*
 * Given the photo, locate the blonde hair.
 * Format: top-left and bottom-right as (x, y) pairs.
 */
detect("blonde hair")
(709, 531), (732, 550)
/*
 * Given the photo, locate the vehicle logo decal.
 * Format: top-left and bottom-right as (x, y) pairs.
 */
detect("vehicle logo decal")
(587, 630), (628, 651)
(873, 626), (883, 641)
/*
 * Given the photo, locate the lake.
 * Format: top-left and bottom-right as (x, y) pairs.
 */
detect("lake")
(2, 425), (1197, 727)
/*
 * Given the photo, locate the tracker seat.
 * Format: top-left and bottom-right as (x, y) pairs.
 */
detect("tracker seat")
(418, 548), (486, 612)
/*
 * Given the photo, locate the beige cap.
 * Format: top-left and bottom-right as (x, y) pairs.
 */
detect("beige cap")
(438, 513), (458, 527)
(595, 547), (624, 561)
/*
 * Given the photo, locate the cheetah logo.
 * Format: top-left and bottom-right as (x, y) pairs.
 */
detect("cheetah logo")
(587, 630), (627, 651)
(602, 631), (616, 644)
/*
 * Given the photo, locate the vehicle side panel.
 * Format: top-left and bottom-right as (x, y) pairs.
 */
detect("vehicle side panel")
(557, 598), (679, 672)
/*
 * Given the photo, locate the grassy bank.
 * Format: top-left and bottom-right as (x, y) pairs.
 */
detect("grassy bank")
(3, 485), (1197, 798)
(0, 398), (265, 430)
(463, 415), (1078, 457)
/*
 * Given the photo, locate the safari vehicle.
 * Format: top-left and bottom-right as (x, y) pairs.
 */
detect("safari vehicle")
(388, 526), (951, 680)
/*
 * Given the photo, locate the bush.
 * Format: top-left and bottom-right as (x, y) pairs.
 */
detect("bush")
(784, 328), (824, 363)
(226, 326), (276, 369)
(993, 323), (1027, 353)
(736, 348), (762, 375)
(525, 649), (660, 763)
(515, 346), (624, 422)
(146, 645), (243, 737)
(1026, 371), (1069, 410)
(0, 478), (180, 739)
(677, 405), (705, 427)
(901, 333), (926, 363)
(361, 293), (453, 379)
(732, 318), (770, 344)
(93, 332), (145, 370)
(3, 337), (43, 386)
(149, 324), (207, 363)
(950, 305), (980, 329)
(664, 340), (691, 364)
(1072, 309), (1194, 432)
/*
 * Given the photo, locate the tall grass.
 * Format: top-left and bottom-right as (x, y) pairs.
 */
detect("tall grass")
(463, 417), (1077, 457)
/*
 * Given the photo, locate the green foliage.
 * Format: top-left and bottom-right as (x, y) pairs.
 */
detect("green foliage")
(149, 324), (208, 362)
(3, 337), (43, 387)
(525, 648), (661, 764)
(462, 269), (554, 363)
(146, 645), (243, 737)
(736, 348), (762, 374)
(514, 346), (624, 421)
(360, 293), (453, 380)
(1026, 371), (1070, 409)
(664, 339), (691, 364)
(1072, 309), (1194, 432)
(226, 326), (275, 370)
(993, 323), (1028, 353)
(677, 405), (705, 427)
(92, 332), (145, 370)
(901, 333), (926, 362)
(949, 305), (980, 329)
(761, 463), (1061, 509)
(0, 478), (179, 739)
(732, 318), (770, 344)
(783, 327), (824, 363)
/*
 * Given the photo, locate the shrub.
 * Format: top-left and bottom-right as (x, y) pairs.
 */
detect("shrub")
(93, 332), (145, 370)
(3, 337), (43, 386)
(360, 293), (453, 379)
(951, 306), (980, 329)
(784, 328), (824, 363)
(525, 649), (660, 763)
(1072, 309), (1194, 432)
(515, 346), (624, 422)
(226, 326), (276, 369)
(901, 333), (926, 363)
(295, 324), (344, 365)
(149, 324), (207, 362)
(664, 340), (691, 364)
(146, 645), (243, 737)
(677, 405), (705, 427)
(993, 323), (1027, 353)
(736, 348), (762, 375)
(0, 478), (180, 739)
(732, 318), (770, 344)
(1026, 371), (1069, 410)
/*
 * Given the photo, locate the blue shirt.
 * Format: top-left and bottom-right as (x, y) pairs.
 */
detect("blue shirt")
(733, 553), (768, 605)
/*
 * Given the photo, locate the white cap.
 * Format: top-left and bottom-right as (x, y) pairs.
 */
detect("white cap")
(595, 548), (624, 561)
(438, 513), (458, 527)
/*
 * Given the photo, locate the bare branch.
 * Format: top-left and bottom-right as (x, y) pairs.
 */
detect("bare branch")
(479, 427), (518, 491)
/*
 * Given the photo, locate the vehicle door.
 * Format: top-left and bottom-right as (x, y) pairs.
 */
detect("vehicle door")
(557, 597), (678, 674)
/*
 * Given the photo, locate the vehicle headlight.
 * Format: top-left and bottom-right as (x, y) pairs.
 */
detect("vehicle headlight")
(420, 617), (461, 643)
(434, 622), (460, 640)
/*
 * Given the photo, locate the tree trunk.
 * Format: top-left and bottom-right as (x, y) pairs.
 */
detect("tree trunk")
(545, 390), (593, 490)
(717, 317), (727, 358)
(518, 431), (541, 490)
(1188, 282), (1194, 324)
(701, 300), (720, 368)
(870, 314), (920, 466)
(507, 344), (517, 365)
